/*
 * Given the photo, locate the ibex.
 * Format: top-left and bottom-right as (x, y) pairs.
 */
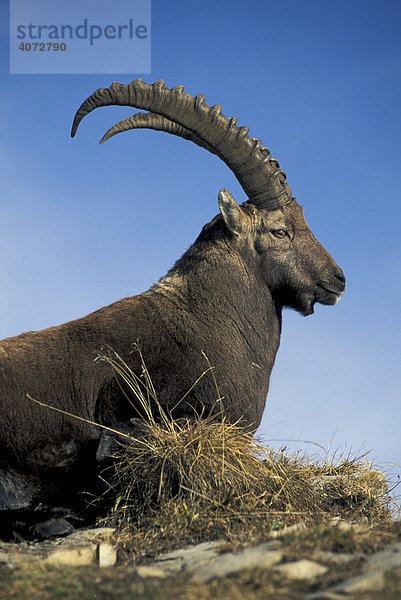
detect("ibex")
(0, 80), (345, 526)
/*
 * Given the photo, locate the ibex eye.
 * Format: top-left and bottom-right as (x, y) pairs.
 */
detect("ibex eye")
(272, 229), (287, 239)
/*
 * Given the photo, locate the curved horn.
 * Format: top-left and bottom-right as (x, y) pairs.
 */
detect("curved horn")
(99, 112), (217, 155)
(71, 79), (292, 210)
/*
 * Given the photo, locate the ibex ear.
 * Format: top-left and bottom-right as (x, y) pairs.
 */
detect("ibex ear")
(218, 189), (245, 235)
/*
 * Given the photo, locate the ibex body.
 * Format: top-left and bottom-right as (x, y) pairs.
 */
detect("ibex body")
(0, 80), (345, 518)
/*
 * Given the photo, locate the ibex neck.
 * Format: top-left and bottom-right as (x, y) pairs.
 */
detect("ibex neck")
(151, 238), (281, 355)
(146, 237), (282, 428)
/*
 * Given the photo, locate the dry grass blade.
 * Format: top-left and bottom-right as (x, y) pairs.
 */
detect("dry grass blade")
(95, 348), (393, 558)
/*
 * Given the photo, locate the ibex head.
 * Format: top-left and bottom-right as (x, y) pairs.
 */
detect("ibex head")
(216, 189), (345, 316)
(72, 79), (345, 316)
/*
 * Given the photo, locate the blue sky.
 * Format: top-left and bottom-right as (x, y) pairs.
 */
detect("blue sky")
(1, 1), (400, 484)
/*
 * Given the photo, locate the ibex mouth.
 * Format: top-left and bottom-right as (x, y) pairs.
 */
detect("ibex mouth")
(317, 284), (343, 306)
(319, 283), (344, 296)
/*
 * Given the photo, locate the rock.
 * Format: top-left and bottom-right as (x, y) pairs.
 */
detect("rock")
(275, 559), (328, 580)
(337, 569), (385, 594)
(136, 565), (168, 578)
(328, 518), (369, 534)
(313, 550), (359, 565)
(0, 540), (44, 567)
(0, 504), (81, 541)
(365, 541), (401, 571)
(0, 527), (118, 568)
(333, 520), (356, 532)
(311, 470), (387, 493)
(44, 543), (97, 566)
(66, 527), (116, 544)
(98, 542), (117, 567)
(310, 540), (401, 597)
(193, 543), (283, 582)
(2, 517), (401, 600)
(155, 540), (224, 573)
(308, 593), (348, 600)
(42, 528), (117, 567)
(333, 541), (401, 594)
(33, 517), (74, 539)
(155, 539), (283, 582)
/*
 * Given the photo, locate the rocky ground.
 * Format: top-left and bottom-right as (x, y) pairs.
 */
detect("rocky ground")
(1, 519), (401, 599)
(1, 408), (397, 598)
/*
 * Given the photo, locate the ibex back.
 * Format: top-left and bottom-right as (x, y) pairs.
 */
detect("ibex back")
(0, 80), (345, 522)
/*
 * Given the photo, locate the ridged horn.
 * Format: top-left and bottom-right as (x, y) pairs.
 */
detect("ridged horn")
(99, 112), (217, 155)
(71, 79), (292, 210)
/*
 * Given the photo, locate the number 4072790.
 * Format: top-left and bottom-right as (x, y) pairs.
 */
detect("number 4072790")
(19, 42), (67, 51)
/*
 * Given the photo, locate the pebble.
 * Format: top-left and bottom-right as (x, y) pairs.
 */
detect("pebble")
(275, 559), (328, 580)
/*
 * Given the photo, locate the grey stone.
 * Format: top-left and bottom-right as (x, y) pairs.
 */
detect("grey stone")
(311, 541), (401, 597)
(98, 542), (117, 567)
(314, 550), (360, 565)
(155, 539), (283, 581)
(366, 541), (401, 571)
(33, 517), (74, 539)
(44, 543), (97, 566)
(155, 540), (224, 573)
(308, 593), (349, 600)
(136, 565), (168, 578)
(67, 527), (116, 543)
(0, 543), (43, 566)
(0, 527), (118, 569)
(311, 470), (386, 493)
(275, 559), (328, 580)
(338, 569), (385, 594)
(332, 542), (401, 594)
(193, 544), (283, 582)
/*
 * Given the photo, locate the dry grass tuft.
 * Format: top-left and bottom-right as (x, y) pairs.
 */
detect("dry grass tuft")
(95, 347), (393, 559)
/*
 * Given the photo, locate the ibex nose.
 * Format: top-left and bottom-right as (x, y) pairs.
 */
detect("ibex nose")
(334, 268), (346, 290)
